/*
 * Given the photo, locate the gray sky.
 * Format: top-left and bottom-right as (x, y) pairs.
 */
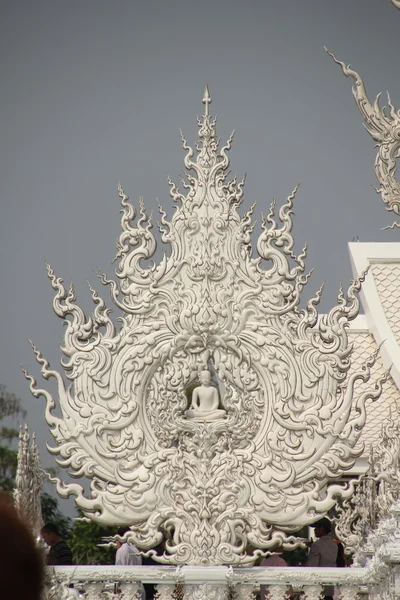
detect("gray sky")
(1, 0), (399, 517)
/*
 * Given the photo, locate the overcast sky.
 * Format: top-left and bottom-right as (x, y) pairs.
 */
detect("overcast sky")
(1, 0), (399, 517)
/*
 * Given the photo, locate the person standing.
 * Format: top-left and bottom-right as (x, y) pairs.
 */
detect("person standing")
(41, 523), (74, 566)
(142, 542), (165, 600)
(115, 526), (142, 566)
(115, 527), (145, 599)
(306, 518), (338, 600)
(260, 548), (288, 600)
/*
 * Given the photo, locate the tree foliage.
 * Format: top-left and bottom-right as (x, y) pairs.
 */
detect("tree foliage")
(0, 384), (73, 537)
(0, 384), (117, 564)
(69, 512), (115, 565)
(41, 492), (72, 539)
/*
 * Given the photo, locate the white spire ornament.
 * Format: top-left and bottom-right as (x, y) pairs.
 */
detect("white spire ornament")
(13, 425), (43, 538)
(23, 90), (387, 565)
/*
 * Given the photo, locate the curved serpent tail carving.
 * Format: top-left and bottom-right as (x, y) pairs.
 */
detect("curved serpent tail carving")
(23, 87), (386, 565)
(326, 47), (400, 229)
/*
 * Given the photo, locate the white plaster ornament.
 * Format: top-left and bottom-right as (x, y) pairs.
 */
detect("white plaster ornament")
(326, 47), (400, 229)
(23, 87), (387, 565)
(334, 414), (400, 557)
(13, 424), (44, 538)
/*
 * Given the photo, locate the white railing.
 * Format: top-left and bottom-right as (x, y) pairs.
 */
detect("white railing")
(49, 563), (388, 600)
(47, 500), (400, 600)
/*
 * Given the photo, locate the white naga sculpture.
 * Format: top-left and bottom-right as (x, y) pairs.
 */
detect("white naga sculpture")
(23, 87), (387, 565)
(326, 47), (400, 229)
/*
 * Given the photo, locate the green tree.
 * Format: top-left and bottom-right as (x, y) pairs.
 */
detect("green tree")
(0, 384), (26, 491)
(0, 384), (72, 537)
(0, 385), (115, 565)
(41, 492), (72, 539)
(69, 512), (115, 565)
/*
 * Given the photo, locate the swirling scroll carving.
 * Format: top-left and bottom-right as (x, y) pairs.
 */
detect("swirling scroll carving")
(23, 88), (387, 565)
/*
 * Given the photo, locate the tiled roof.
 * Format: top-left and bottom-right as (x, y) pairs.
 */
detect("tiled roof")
(371, 263), (400, 347)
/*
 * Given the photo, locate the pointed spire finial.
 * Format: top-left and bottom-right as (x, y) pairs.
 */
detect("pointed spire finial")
(202, 85), (211, 116)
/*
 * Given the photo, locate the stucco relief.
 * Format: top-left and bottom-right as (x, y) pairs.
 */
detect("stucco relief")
(23, 89), (386, 565)
(327, 48), (400, 229)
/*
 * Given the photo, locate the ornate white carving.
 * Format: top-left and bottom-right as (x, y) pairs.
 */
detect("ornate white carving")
(84, 582), (104, 600)
(374, 420), (400, 517)
(302, 586), (323, 600)
(45, 570), (80, 600)
(183, 584), (228, 600)
(334, 411), (400, 560)
(334, 472), (374, 557)
(265, 585), (288, 600)
(339, 586), (360, 600)
(24, 88), (388, 565)
(155, 584), (177, 600)
(50, 564), (384, 586)
(120, 582), (143, 600)
(326, 48), (400, 229)
(13, 424), (43, 538)
(232, 584), (256, 600)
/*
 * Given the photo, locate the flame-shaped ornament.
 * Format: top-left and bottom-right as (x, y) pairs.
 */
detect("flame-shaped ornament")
(23, 88), (387, 565)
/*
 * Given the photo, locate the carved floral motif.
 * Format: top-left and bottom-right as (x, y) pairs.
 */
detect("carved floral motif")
(23, 88), (387, 565)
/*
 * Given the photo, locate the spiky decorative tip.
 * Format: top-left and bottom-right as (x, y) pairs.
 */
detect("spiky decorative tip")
(202, 85), (211, 116)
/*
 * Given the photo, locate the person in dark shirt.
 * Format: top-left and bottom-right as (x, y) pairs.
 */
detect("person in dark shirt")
(142, 543), (164, 600)
(307, 518), (338, 600)
(41, 523), (74, 565)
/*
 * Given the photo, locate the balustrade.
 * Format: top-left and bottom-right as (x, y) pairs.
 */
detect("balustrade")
(47, 564), (388, 600)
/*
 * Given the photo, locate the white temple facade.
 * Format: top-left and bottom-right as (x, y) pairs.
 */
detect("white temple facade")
(14, 4), (400, 598)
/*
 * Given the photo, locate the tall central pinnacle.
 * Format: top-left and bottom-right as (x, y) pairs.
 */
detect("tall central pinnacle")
(202, 85), (211, 117)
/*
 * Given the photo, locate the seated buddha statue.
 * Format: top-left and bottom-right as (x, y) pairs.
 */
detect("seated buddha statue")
(186, 369), (226, 422)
